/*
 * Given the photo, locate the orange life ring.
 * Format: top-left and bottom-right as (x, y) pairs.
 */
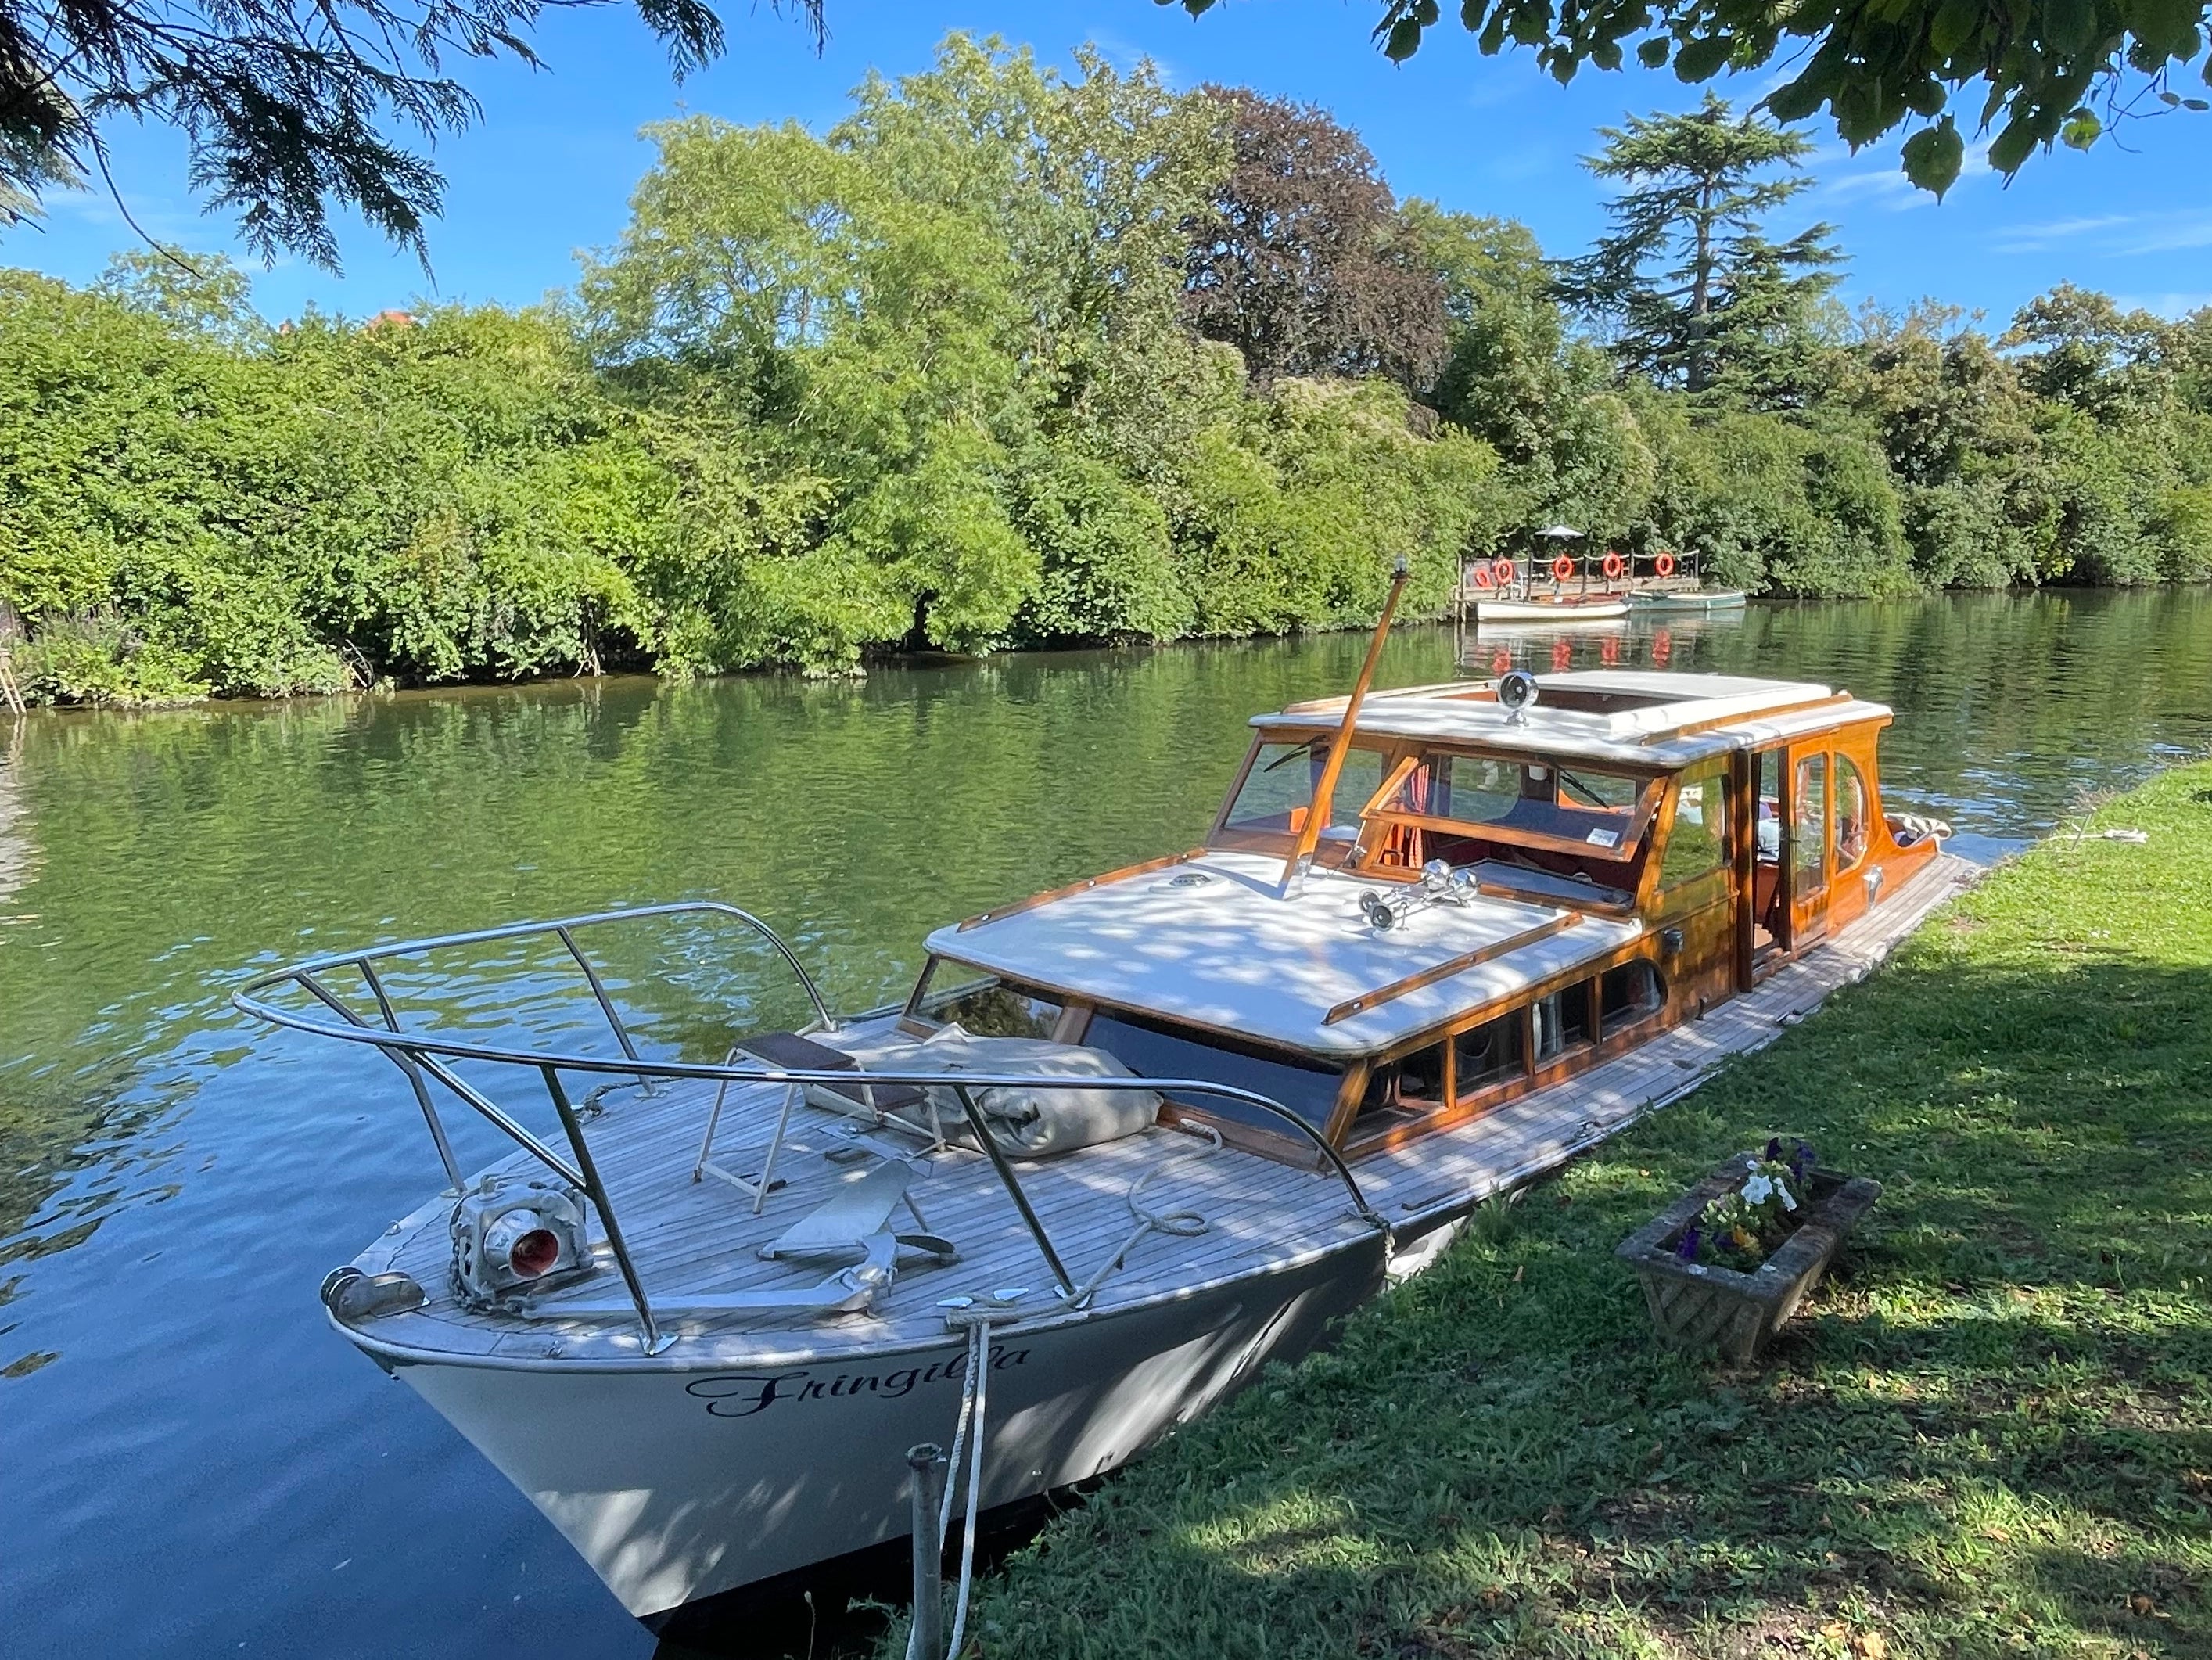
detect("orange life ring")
(1491, 558), (1517, 587)
(1654, 551), (1676, 578)
(1470, 562), (1495, 590)
(1550, 555), (1575, 584)
(1602, 552), (1625, 580)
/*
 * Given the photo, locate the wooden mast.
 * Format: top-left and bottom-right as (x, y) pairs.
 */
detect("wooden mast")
(1280, 555), (1411, 898)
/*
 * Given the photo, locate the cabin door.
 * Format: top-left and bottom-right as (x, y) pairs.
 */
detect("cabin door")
(1747, 742), (1832, 973)
(1786, 746), (1833, 951)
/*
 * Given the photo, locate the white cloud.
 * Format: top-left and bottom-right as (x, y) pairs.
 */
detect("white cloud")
(1077, 31), (1179, 88)
(1991, 213), (2137, 253)
(2125, 214), (2212, 253)
(1991, 208), (2212, 258)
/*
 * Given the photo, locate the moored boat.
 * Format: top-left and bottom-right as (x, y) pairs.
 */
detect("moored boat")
(1474, 595), (1631, 623)
(1628, 587), (1749, 612)
(236, 584), (1973, 1628)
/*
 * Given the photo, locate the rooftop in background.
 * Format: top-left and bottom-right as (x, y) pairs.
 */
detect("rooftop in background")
(1254, 672), (1894, 768)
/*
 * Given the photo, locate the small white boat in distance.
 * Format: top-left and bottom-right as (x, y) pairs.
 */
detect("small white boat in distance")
(1475, 595), (1631, 623)
(1628, 588), (1749, 612)
(236, 584), (1973, 1630)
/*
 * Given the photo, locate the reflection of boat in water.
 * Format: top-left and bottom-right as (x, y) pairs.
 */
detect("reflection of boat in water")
(236, 582), (1973, 1629)
(1474, 595), (1630, 624)
(1629, 588), (1748, 612)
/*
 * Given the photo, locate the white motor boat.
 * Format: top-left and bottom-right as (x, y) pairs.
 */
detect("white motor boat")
(237, 587), (1973, 1630)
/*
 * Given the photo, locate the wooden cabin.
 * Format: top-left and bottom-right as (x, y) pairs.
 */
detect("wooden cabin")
(903, 673), (1944, 1166)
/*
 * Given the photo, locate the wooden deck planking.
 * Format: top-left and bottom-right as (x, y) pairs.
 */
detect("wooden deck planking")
(359, 853), (1976, 1364)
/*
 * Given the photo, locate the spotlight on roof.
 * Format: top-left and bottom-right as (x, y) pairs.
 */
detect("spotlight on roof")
(1497, 670), (1540, 723)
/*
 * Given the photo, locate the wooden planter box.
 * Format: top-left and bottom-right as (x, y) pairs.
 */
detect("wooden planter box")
(1616, 1152), (1881, 1365)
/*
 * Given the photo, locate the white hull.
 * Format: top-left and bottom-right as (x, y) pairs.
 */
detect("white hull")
(364, 1237), (1384, 1618)
(1474, 597), (1630, 623)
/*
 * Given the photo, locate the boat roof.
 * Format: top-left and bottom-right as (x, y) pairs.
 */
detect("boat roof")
(924, 849), (1639, 1060)
(1254, 671), (1891, 770)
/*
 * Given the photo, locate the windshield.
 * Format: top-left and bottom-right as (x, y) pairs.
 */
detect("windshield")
(903, 960), (1065, 1038)
(1370, 753), (1653, 856)
(1219, 739), (1387, 843)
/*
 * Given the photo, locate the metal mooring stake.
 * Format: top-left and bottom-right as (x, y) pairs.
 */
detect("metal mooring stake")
(907, 1442), (948, 1660)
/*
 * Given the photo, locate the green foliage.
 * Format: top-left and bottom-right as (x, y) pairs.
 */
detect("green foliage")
(0, 266), (664, 700)
(5, 41), (2210, 706)
(1172, 379), (1506, 635)
(1225, 0), (2212, 199)
(1011, 444), (1191, 643)
(1637, 398), (1916, 595)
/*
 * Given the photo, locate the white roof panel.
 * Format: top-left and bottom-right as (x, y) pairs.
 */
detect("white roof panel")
(1258, 671), (1891, 766)
(924, 850), (1641, 1059)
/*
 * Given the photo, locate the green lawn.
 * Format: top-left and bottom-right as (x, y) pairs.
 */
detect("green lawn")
(916, 763), (2212, 1659)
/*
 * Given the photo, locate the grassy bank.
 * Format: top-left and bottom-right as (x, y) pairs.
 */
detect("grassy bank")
(914, 764), (2212, 1659)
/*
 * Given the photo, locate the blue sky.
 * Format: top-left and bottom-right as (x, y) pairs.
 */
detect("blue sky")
(9, 0), (2210, 325)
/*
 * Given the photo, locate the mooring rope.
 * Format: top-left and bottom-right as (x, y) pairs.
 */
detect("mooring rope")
(943, 1317), (993, 1660)
(908, 1311), (1014, 1660)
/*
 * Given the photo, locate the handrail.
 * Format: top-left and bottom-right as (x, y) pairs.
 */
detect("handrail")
(232, 904), (1385, 1353)
(247, 900), (837, 1034)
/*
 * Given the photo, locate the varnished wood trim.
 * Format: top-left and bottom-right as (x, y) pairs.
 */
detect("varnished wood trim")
(1661, 691), (1855, 742)
(1323, 1061), (1371, 1147)
(955, 849), (1203, 932)
(1323, 913), (1581, 1026)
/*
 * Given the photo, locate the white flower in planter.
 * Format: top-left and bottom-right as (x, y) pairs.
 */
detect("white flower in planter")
(1740, 1170), (1798, 1211)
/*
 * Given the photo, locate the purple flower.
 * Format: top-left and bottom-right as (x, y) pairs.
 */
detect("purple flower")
(1765, 1137), (1784, 1163)
(1676, 1227), (1701, 1262)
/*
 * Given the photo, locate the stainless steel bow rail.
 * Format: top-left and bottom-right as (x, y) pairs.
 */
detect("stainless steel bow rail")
(233, 902), (1384, 1354)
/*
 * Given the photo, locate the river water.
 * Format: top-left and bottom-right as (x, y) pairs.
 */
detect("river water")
(2, 590), (2208, 1658)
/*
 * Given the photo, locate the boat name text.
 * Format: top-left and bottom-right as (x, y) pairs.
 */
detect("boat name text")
(685, 1349), (1032, 1418)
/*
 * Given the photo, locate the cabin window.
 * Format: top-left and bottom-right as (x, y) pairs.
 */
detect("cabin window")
(1533, 983), (1594, 1062)
(904, 960), (1065, 1039)
(1368, 757), (1653, 860)
(1083, 1010), (1345, 1131)
(1396, 1043), (1445, 1101)
(1834, 755), (1870, 871)
(1356, 1042), (1446, 1121)
(1453, 1012), (1524, 1096)
(1224, 741), (1384, 839)
(1659, 772), (1729, 889)
(1600, 961), (1665, 1035)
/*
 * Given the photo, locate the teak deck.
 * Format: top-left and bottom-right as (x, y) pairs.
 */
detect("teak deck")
(350, 851), (1976, 1368)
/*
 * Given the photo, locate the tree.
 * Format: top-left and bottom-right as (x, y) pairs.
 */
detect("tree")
(1555, 95), (1840, 401)
(827, 38), (1230, 479)
(1181, 87), (1446, 392)
(0, 0), (824, 268)
(1169, 0), (2212, 198)
(92, 248), (263, 343)
(1403, 201), (1564, 461)
(2002, 283), (2171, 416)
